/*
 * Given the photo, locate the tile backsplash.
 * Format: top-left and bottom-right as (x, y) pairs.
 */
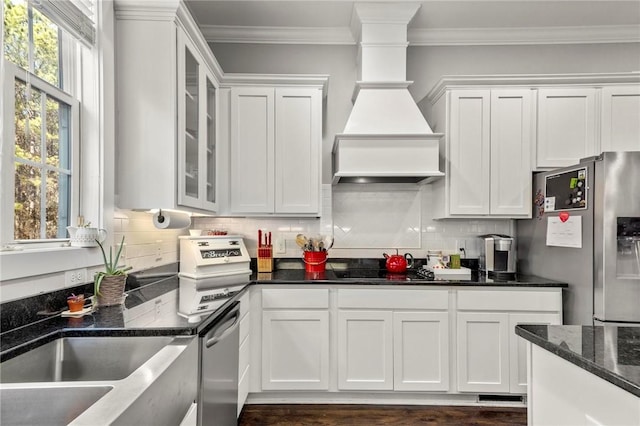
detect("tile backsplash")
(113, 210), (187, 272)
(194, 184), (514, 261)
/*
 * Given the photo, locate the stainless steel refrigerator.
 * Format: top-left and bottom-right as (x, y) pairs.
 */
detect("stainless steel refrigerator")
(517, 151), (640, 325)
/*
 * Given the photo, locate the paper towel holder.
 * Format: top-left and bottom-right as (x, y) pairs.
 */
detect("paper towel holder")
(152, 208), (191, 230)
(156, 209), (166, 224)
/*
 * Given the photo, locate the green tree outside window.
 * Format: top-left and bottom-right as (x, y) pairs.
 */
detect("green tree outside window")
(4, 0), (72, 240)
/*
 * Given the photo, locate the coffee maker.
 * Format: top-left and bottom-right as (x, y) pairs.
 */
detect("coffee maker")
(479, 234), (516, 279)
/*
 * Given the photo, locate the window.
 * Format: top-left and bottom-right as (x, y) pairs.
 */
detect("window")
(2, 0), (93, 243)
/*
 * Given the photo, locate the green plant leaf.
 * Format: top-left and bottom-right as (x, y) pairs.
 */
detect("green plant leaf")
(94, 236), (130, 295)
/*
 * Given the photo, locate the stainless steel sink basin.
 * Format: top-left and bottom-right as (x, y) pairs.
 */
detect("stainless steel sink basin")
(0, 335), (197, 425)
(0, 336), (174, 383)
(0, 385), (113, 426)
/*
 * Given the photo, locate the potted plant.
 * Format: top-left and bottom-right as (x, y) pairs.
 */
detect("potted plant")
(94, 236), (132, 306)
(66, 293), (85, 312)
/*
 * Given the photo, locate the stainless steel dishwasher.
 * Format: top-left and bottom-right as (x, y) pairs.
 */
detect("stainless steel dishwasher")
(198, 301), (240, 426)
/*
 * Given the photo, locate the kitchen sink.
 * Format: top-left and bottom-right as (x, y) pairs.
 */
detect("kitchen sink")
(0, 336), (175, 383)
(0, 335), (198, 426)
(0, 385), (113, 426)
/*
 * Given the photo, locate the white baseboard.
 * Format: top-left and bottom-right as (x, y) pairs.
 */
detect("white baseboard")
(245, 391), (525, 408)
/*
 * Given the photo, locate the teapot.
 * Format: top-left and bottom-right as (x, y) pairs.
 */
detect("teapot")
(383, 249), (414, 273)
(67, 226), (107, 248)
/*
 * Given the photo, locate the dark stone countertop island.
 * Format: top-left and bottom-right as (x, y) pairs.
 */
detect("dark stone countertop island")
(516, 324), (640, 397)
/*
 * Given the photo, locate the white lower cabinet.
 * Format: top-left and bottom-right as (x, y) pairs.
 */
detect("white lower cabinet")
(456, 312), (510, 393)
(253, 286), (562, 400)
(261, 289), (330, 390)
(508, 312), (558, 394)
(337, 289), (450, 392)
(456, 289), (562, 394)
(393, 311), (450, 392)
(337, 310), (394, 390)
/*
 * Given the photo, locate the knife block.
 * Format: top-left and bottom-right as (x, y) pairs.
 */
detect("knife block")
(258, 246), (273, 273)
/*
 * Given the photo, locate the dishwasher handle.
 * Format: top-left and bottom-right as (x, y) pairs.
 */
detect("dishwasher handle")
(205, 304), (240, 348)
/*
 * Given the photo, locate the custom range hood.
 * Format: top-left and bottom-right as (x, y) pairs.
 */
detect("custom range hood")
(332, 3), (444, 184)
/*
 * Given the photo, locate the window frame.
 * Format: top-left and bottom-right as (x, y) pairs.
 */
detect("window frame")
(2, 60), (81, 244)
(1, 0), (109, 282)
(1, 0), (108, 278)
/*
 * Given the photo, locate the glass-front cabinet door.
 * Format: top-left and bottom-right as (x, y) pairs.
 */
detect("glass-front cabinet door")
(203, 74), (217, 210)
(182, 45), (200, 205)
(178, 29), (217, 212)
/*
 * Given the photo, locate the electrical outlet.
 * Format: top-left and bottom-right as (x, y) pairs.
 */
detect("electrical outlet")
(155, 240), (163, 262)
(64, 268), (88, 286)
(75, 268), (87, 284)
(275, 236), (286, 254)
(457, 239), (466, 253)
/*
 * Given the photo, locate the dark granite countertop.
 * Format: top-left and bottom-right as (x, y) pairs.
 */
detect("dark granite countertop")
(0, 274), (245, 361)
(516, 324), (640, 397)
(1, 260), (565, 362)
(252, 268), (567, 286)
(252, 258), (568, 287)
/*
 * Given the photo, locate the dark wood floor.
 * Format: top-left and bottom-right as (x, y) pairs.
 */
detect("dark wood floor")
(238, 404), (527, 426)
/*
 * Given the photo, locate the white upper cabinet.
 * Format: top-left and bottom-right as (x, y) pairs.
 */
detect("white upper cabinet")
(229, 86), (322, 216)
(490, 90), (534, 216)
(435, 88), (533, 218)
(537, 88), (598, 169)
(177, 31), (218, 211)
(275, 88), (321, 214)
(427, 74), (640, 179)
(114, 2), (222, 213)
(448, 90), (491, 216)
(601, 85), (640, 152)
(230, 87), (275, 214)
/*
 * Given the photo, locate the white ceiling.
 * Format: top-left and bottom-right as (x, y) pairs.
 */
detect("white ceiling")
(185, 0), (640, 45)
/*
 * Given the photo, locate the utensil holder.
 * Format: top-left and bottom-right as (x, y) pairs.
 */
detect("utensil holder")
(258, 246), (273, 273)
(304, 251), (327, 273)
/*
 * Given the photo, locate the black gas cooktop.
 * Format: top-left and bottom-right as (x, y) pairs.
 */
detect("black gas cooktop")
(331, 268), (435, 281)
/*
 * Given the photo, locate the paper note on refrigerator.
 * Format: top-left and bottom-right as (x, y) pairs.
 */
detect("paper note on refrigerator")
(546, 216), (582, 248)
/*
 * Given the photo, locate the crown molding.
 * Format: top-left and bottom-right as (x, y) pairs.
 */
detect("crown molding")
(409, 25), (640, 46)
(175, 3), (224, 81)
(221, 73), (329, 96)
(200, 25), (355, 45)
(201, 24), (640, 46)
(425, 72), (640, 104)
(114, 0), (180, 20)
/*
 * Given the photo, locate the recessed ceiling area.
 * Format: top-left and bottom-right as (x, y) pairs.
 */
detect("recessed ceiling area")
(185, 1), (640, 45)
